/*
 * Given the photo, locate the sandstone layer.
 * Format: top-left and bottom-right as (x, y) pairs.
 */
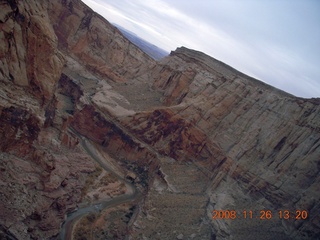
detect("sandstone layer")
(0, 0), (319, 239)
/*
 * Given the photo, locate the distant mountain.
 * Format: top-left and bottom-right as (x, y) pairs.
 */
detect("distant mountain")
(113, 23), (169, 60)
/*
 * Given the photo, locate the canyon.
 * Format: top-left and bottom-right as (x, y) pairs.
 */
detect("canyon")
(0, 0), (319, 239)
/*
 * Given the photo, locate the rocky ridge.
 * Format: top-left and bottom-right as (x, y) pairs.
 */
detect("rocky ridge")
(0, 0), (319, 239)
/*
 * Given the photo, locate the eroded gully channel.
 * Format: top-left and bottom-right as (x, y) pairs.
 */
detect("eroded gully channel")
(58, 129), (140, 240)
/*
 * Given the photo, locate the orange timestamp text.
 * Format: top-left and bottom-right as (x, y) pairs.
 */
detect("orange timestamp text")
(212, 210), (308, 220)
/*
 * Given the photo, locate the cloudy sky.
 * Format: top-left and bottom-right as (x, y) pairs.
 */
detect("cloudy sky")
(82, 0), (320, 98)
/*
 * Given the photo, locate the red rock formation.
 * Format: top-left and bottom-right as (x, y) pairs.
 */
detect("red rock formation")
(48, 0), (155, 81)
(0, 0), (319, 239)
(146, 47), (320, 239)
(0, 0), (65, 102)
(0, 106), (40, 155)
(71, 105), (159, 179)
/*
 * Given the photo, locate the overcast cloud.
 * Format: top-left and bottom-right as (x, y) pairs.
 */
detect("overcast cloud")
(82, 0), (320, 98)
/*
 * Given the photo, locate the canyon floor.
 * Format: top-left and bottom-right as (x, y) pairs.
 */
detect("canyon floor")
(0, 0), (319, 239)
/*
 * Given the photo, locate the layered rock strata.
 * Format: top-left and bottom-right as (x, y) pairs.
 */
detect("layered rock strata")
(0, 0), (319, 239)
(0, 0), (154, 238)
(128, 48), (320, 239)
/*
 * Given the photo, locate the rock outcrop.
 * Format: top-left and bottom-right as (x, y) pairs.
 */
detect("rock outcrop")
(0, 0), (319, 239)
(144, 48), (320, 239)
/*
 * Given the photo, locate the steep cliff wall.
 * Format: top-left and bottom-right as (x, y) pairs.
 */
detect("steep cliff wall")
(0, 1), (93, 238)
(0, 0), (64, 102)
(145, 47), (320, 239)
(47, 0), (155, 81)
(0, 0), (319, 239)
(0, 0), (155, 239)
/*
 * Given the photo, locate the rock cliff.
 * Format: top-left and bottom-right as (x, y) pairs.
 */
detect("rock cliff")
(0, 0), (319, 239)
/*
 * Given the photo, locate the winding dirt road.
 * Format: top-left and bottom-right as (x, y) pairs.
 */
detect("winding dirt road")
(59, 129), (139, 240)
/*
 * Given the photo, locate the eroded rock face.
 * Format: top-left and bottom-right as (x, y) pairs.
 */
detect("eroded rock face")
(0, 0), (156, 238)
(0, 106), (40, 155)
(144, 47), (320, 239)
(48, 0), (155, 81)
(0, 0), (319, 240)
(71, 105), (160, 187)
(0, 0), (65, 102)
